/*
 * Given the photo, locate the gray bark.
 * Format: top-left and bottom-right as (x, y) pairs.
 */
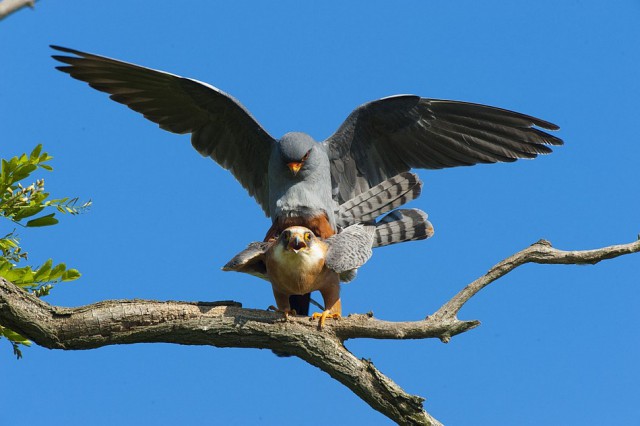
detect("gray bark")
(1, 237), (638, 425)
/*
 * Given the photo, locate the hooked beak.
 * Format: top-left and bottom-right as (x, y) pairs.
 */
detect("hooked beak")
(287, 161), (303, 175)
(287, 235), (307, 253)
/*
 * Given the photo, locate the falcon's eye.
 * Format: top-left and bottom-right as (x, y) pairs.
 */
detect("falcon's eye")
(301, 149), (311, 162)
(304, 232), (312, 242)
(282, 230), (290, 240)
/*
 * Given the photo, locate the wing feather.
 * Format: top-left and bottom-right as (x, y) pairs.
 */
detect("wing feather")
(52, 45), (275, 215)
(324, 224), (375, 280)
(222, 242), (271, 281)
(324, 95), (562, 203)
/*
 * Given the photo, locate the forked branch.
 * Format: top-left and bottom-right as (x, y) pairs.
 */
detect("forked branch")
(433, 238), (640, 322)
(1, 236), (638, 425)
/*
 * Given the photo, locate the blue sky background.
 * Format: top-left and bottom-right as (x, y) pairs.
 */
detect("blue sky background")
(2, 1), (639, 424)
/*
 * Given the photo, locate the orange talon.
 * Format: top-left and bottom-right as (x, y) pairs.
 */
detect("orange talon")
(312, 310), (341, 328)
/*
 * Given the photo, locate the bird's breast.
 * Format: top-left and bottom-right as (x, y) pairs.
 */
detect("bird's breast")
(265, 243), (335, 295)
(268, 162), (336, 230)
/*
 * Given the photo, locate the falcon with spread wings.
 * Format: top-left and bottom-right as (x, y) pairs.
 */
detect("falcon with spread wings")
(51, 46), (562, 315)
(224, 172), (435, 326)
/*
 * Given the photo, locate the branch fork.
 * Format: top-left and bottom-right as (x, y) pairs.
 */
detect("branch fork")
(1, 237), (638, 425)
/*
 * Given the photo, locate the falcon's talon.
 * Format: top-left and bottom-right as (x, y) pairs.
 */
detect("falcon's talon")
(312, 311), (341, 328)
(52, 47), (561, 340)
(266, 305), (296, 320)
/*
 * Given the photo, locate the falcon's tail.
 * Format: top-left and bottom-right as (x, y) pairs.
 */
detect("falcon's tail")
(373, 208), (434, 248)
(336, 172), (422, 227)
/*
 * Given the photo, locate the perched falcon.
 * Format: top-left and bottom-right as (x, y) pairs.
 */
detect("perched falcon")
(51, 46), (562, 314)
(224, 225), (375, 327)
(222, 172), (434, 326)
(225, 172), (434, 325)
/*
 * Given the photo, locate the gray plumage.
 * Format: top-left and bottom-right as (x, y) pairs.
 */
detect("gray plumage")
(222, 224), (374, 283)
(268, 132), (336, 229)
(336, 171), (422, 228)
(324, 224), (375, 281)
(373, 209), (433, 248)
(51, 46), (562, 232)
(52, 46), (274, 214)
(222, 242), (271, 281)
(325, 95), (563, 204)
(223, 173), (432, 283)
(335, 171), (433, 247)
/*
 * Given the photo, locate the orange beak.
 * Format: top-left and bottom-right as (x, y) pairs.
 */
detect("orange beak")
(287, 161), (303, 175)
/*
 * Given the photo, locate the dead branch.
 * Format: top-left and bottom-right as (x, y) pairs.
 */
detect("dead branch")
(433, 238), (640, 321)
(0, 0), (37, 20)
(1, 236), (638, 425)
(0, 278), (441, 425)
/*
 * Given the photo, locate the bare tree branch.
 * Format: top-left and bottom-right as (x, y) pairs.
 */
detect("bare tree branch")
(0, 277), (441, 425)
(0, 0), (37, 21)
(1, 236), (638, 424)
(433, 237), (640, 322)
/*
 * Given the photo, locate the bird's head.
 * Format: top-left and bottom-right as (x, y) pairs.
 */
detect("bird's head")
(278, 132), (318, 177)
(277, 226), (317, 254)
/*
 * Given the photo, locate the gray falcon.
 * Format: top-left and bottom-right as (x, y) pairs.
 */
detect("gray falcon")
(50, 46), (562, 314)
(225, 172), (434, 325)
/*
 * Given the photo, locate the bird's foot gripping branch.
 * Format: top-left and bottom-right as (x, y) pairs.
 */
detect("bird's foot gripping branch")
(2, 237), (638, 425)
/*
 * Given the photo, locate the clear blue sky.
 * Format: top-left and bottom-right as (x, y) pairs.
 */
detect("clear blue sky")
(2, 1), (639, 424)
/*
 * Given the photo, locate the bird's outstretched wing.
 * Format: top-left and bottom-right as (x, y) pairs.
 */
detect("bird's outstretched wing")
(51, 46), (275, 215)
(222, 241), (271, 281)
(324, 95), (563, 204)
(324, 224), (375, 282)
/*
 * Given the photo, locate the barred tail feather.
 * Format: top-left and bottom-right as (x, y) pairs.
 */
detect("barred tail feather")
(337, 172), (422, 227)
(374, 208), (434, 248)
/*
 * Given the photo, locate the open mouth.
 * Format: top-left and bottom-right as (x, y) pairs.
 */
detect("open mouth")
(287, 236), (307, 253)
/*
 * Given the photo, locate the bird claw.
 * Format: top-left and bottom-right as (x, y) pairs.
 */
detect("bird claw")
(267, 305), (296, 320)
(311, 311), (341, 328)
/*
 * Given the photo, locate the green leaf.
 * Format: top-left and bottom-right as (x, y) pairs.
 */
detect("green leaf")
(3, 266), (35, 286)
(0, 259), (13, 276)
(0, 159), (9, 184)
(49, 263), (67, 281)
(33, 259), (53, 281)
(11, 164), (38, 183)
(0, 327), (31, 345)
(1, 326), (32, 359)
(61, 269), (81, 281)
(39, 153), (53, 163)
(1, 144), (87, 359)
(47, 197), (69, 205)
(13, 205), (46, 221)
(26, 213), (59, 227)
(29, 144), (43, 160)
